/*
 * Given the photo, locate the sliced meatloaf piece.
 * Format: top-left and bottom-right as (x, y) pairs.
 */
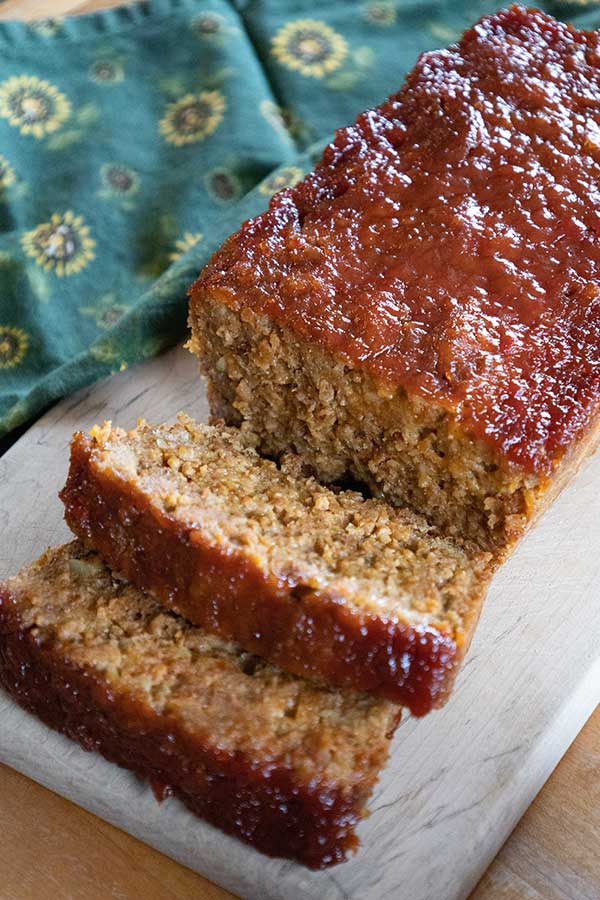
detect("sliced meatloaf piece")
(0, 541), (400, 869)
(60, 415), (492, 714)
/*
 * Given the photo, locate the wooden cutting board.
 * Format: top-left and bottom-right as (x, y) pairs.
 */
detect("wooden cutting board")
(1, 345), (599, 900)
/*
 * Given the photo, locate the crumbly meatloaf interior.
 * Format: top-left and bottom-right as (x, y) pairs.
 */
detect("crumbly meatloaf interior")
(1, 541), (395, 782)
(0, 542), (399, 867)
(80, 415), (490, 633)
(188, 298), (540, 555)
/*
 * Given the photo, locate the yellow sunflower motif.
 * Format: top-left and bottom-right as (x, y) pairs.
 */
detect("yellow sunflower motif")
(192, 11), (226, 36)
(0, 325), (28, 369)
(259, 166), (304, 196)
(160, 92), (225, 146)
(0, 75), (70, 139)
(271, 19), (348, 78)
(0, 155), (16, 190)
(80, 293), (128, 329)
(99, 163), (140, 198)
(22, 211), (96, 277)
(89, 58), (125, 85)
(204, 168), (242, 203)
(90, 340), (126, 367)
(169, 231), (204, 262)
(362, 2), (396, 26)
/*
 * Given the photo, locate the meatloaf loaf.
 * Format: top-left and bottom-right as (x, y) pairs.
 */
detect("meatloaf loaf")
(0, 541), (400, 869)
(189, 5), (600, 557)
(60, 415), (491, 714)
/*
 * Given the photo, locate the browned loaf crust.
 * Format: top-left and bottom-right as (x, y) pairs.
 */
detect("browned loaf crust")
(60, 416), (492, 715)
(188, 7), (600, 559)
(0, 542), (400, 869)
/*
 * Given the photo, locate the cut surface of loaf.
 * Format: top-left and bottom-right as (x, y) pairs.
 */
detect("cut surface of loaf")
(0, 542), (400, 869)
(189, 6), (600, 556)
(61, 415), (492, 714)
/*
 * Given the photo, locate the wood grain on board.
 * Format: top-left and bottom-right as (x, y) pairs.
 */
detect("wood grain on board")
(0, 347), (598, 900)
(0, 706), (598, 900)
(0, 2), (598, 898)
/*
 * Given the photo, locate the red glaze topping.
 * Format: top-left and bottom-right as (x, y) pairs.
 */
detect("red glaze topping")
(196, 6), (600, 474)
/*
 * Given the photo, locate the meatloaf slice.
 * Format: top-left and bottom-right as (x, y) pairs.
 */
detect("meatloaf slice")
(188, 6), (600, 557)
(60, 415), (491, 715)
(0, 541), (400, 869)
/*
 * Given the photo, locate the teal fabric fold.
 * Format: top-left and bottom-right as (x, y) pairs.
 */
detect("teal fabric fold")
(0, 0), (598, 438)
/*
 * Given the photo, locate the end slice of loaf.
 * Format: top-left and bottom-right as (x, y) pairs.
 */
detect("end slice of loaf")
(0, 541), (400, 869)
(61, 414), (492, 714)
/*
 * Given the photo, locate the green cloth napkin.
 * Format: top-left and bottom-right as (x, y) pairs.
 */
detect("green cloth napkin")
(0, 0), (598, 439)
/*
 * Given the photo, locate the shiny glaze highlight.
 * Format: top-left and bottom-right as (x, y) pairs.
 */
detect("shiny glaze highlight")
(197, 6), (600, 474)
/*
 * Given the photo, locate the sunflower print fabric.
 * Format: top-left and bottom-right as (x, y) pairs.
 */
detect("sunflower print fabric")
(89, 57), (125, 85)
(0, 0), (598, 444)
(160, 91), (226, 145)
(22, 212), (96, 277)
(271, 20), (348, 78)
(0, 326), (28, 369)
(0, 154), (15, 190)
(99, 163), (140, 199)
(0, 75), (71, 138)
(259, 166), (304, 195)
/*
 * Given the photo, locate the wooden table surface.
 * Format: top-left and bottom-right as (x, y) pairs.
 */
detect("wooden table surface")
(0, 2), (598, 899)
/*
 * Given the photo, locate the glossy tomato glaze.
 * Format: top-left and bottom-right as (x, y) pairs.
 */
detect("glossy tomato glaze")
(195, 6), (600, 475)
